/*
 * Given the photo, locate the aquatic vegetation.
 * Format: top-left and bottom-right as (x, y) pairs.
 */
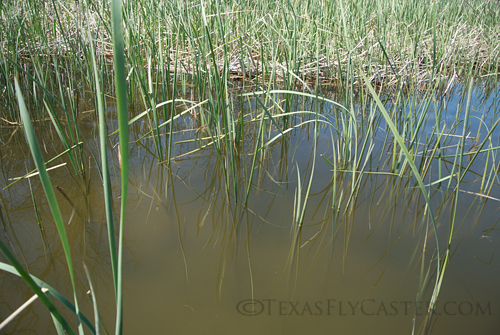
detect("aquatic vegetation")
(0, 0), (499, 334)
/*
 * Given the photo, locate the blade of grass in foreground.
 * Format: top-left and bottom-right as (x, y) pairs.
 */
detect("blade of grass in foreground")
(0, 246), (76, 334)
(110, 0), (129, 333)
(14, 77), (84, 334)
(87, 26), (118, 296)
(0, 262), (96, 334)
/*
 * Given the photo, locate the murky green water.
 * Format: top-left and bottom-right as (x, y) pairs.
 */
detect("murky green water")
(1, 83), (500, 334)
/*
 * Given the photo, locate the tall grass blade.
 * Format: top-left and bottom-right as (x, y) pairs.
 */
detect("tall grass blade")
(110, 0), (130, 333)
(14, 77), (85, 334)
(87, 27), (118, 295)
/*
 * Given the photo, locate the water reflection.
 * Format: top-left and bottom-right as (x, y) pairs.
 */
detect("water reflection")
(1, 83), (500, 334)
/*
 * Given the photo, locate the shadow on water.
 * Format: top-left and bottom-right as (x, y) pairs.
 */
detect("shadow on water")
(1, 81), (500, 334)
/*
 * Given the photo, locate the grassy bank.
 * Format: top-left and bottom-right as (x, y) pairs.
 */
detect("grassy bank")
(1, 0), (500, 97)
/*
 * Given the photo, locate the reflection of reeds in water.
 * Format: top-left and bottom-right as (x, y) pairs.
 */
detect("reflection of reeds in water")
(4, 77), (500, 332)
(2, 73), (500, 333)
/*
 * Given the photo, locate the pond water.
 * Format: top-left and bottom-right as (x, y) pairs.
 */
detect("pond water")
(1, 81), (500, 334)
